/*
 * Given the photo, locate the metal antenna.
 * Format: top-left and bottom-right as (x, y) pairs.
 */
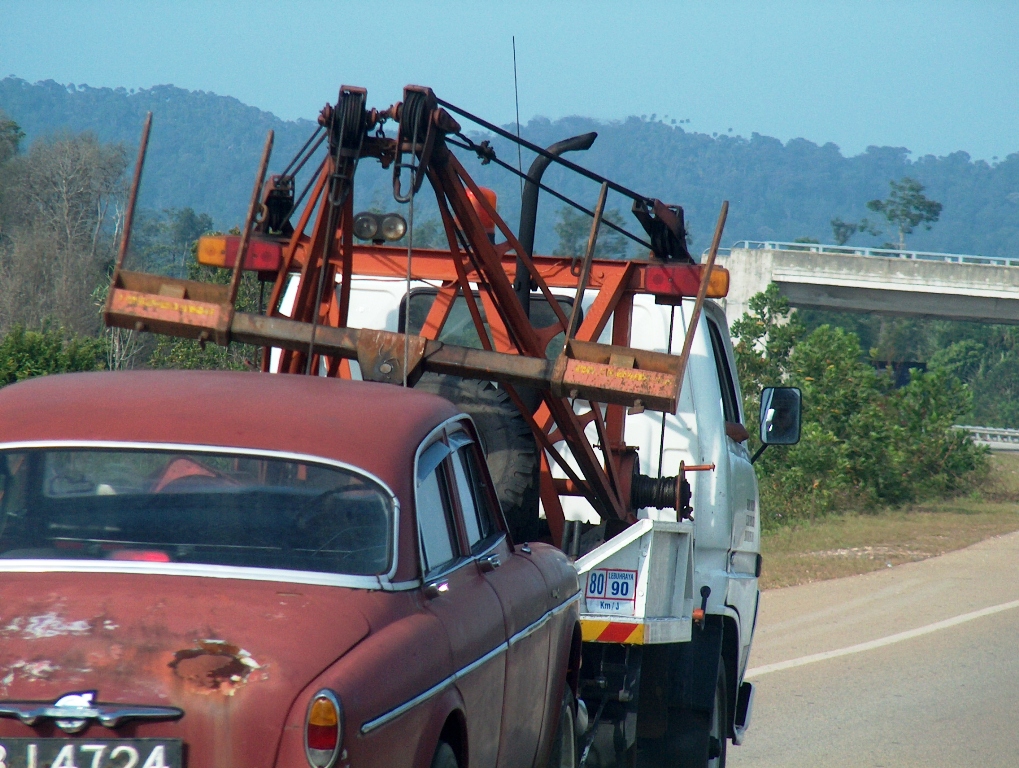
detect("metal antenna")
(512, 36), (524, 198)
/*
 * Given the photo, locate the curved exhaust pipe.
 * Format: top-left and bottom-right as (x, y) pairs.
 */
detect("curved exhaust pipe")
(514, 132), (598, 315)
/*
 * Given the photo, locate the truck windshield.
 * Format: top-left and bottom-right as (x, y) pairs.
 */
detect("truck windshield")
(0, 447), (393, 576)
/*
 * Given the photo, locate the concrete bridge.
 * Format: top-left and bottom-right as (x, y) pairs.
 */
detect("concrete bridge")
(718, 242), (1019, 326)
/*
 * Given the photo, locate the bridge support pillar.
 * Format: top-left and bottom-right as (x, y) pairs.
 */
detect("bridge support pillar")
(717, 248), (774, 326)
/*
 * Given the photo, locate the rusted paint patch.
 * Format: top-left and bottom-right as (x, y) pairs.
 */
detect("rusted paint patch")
(169, 639), (263, 696)
(561, 357), (677, 412)
(3, 612), (92, 639)
(0, 659), (61, 688)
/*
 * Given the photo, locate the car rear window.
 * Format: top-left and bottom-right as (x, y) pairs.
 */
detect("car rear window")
(0, 447), (394, 576)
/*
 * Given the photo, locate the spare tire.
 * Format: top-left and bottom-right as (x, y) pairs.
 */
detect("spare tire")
(414, 373), (540, 543)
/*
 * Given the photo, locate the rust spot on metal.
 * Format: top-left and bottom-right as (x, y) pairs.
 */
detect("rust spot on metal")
(169, 640), (262, 695)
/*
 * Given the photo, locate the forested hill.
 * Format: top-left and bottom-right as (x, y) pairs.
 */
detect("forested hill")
(2, 76), (1018, 257)
(0, 77), (317, 228)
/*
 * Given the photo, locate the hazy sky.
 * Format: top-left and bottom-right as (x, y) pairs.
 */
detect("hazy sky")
(2, 1), (1017, 161)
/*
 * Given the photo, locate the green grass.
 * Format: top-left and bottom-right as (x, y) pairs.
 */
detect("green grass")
(760, 452), (1019, 589)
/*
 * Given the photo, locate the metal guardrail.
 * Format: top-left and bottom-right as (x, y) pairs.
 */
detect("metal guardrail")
(956, 425), (1019, 450)
(708, 241), (1019, 268)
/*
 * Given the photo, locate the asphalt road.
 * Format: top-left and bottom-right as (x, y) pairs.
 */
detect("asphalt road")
(729, 529), (1019, 767)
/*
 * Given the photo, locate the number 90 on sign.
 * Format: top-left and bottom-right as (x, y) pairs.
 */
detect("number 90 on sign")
(585, 568), (637, 601)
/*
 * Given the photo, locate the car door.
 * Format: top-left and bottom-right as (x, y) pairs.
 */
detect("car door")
(446, 425), (554, 765)
(416, 436), (506, 768)
(445, 426), (552, 768)
(706, 315), (760, 674)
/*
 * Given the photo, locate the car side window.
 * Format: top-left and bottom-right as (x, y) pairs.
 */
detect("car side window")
(417, 442), (458, 576)
(451, 449), (483, 548)
(448, 430), (502, 552)
(707, 318), (741, 424)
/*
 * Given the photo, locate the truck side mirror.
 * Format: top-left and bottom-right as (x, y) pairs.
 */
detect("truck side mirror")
(759, 387), (802, 445)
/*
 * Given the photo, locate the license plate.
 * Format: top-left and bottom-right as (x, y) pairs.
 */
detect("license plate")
(0, 739), (181, 768)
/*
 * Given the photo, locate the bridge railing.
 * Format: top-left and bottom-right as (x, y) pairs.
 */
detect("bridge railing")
(955, 425), (1019, 451)
(709, 241), (1019, 268)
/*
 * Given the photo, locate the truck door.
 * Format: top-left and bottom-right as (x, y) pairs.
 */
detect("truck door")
(446, 427), (552, 768)
(705, 314), (760, 675)
(417, 437), (507, 768)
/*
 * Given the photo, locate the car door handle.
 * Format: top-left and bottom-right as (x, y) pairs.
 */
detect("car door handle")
(478, 554), (501, 573)
(424, 581), (450, 599)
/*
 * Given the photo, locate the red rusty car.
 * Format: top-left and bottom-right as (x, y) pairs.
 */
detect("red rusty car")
(0, 371), (581, 768)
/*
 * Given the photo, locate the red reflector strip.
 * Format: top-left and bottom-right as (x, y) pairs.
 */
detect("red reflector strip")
(598, 622), (641, 643)
(221, 236), (283, 271)
(109, 550), (171, 562)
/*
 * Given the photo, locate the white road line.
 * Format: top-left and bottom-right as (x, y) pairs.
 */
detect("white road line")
(746, 598), (1019, 678)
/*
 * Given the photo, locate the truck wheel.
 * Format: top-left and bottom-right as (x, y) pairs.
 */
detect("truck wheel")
(430, 740), (458, 768)
(414, 373), (540, 542)
(548, 687), (578, 768)
(668, 658), (727, 768)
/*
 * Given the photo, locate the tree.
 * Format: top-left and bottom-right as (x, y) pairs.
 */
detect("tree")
(132, 207), (214, 276)
(732, 284), (986, 525)
(0, 111), (23, 166)
(830, 216), (880, 246)
(730, 283), (803, 402)
(0, 112), (24, 243)
(0, 132), (127, 334)
(866, 177), (942, 251)
(553, 206), (630, 260)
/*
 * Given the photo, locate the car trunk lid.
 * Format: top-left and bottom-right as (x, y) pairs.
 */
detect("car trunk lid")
(0, 571), (372, 768)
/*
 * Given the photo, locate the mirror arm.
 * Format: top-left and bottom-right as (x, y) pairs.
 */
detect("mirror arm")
(750, 443), (768, 465)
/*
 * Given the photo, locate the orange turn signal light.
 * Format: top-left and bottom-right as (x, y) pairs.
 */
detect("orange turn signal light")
(197, 235), (283, 271)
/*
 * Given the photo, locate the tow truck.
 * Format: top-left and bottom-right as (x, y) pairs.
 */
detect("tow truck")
(103, 85), (802, 768)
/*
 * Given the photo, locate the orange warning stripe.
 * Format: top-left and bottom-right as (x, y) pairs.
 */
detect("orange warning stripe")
(581, 619), (645, 644)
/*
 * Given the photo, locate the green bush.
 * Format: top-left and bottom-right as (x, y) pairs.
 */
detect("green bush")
(733, 285), (988, 527)
(0, 324), (105, 384)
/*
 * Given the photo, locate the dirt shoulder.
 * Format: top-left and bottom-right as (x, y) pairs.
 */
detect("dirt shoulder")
(760, 452), (1019, 589)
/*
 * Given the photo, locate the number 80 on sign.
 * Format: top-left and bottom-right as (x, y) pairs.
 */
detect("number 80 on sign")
(585, 568), (637, 601)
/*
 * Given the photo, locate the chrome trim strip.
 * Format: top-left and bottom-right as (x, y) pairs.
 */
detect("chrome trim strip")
(457, 641), (508, 680)
(509, 611), (551, 646)
(361, 589), (581, 734)
(360, 674), (456, 735)
(0, 702), (183, 728)
(0, 439), (402, 586)
(0, 560), (397, 589)
(382, 579), (422, 592)
(509, 591), (580, 647)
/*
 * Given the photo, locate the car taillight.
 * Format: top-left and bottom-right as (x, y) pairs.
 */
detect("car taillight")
(305, 690), (342, 768)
